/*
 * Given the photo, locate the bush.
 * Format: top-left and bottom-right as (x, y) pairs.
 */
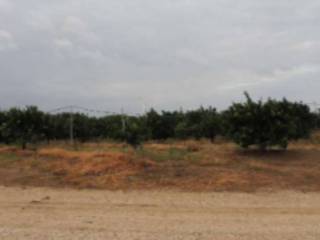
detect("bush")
(174, 107), (220, 142)
(124, 117), (146, 149)
(145, 109), (181, 140)
(0, 95), (316, 149)
(1, 106), (45, 149)
(223, 92), (314, 150)
(0, 111), (7, 143)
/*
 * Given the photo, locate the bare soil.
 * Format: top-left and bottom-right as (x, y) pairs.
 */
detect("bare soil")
(0, 186), (320, 239)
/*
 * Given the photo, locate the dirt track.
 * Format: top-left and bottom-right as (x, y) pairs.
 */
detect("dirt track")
(0, 187), (320, 239)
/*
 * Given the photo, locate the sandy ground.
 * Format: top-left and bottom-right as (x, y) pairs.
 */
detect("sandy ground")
(0, 187), (320, 239)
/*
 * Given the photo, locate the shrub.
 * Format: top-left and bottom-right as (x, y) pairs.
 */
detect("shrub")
(1, 106), (45, 149)
(124, 117), (146, 149)
(174, 107), (220, 142)
(223, 92), (314, 150)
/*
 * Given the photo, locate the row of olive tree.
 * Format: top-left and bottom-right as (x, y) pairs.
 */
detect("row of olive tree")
(0, 93), (318, 150)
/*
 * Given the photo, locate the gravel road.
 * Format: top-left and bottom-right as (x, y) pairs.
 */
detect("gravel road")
(0, 186), (320, 239)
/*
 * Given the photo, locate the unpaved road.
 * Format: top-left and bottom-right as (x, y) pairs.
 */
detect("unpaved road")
(0, 187), (320, 239)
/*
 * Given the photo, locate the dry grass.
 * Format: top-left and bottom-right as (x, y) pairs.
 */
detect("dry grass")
(0, 136), (320, 192)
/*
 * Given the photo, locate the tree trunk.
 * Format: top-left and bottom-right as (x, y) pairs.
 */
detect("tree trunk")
(22, 141), (27, 150)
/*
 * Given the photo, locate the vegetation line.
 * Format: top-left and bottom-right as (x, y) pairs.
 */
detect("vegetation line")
(0, 93), (319, 150)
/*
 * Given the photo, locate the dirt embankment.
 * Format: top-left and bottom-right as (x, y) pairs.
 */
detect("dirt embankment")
(0, 140), (320, 191)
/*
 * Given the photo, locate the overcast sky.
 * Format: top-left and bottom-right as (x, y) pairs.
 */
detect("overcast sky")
(0, 0), (319, 113)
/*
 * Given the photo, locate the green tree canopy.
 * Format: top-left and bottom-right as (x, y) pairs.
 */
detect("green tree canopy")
(223, 92), (314, 150)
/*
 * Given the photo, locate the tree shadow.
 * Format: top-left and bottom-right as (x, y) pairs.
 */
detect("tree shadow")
(234, 147), (307, 163)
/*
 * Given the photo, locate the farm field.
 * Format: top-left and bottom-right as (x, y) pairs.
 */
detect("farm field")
(0, 127), (320, 240)
(2, 0), (320, 238)
(0, 186), (320, 240)
(0, 133), (320, 192)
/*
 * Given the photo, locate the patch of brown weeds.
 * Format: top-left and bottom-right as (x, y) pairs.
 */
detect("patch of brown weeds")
(146, 143), (184, 151)
(0, 138), (320, 191)
(0, 146), (35, 157)
(0, 146), (17, 153)
(37, 148), (157, 188)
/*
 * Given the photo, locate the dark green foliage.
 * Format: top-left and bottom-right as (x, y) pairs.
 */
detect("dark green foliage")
(145, 109), (182, 140)
(124, 117), (146, 148)
(175, 110), (203, 140)
(313, 110), (320, 129)
(73, 113), (95, 142)
(0, 111), (7, 143)
(100, 115), (124, 140)
(1, 106), (45, 149)
(223, 92), (314, 150)
(0, 94), (316, 150)
(44, 113), (71, 140)
(175, 107), (220, 142)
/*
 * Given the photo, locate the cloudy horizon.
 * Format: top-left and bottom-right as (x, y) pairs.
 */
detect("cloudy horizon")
(0, 0), (319, 113)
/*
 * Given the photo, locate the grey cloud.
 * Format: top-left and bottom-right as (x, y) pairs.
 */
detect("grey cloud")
(0, 29), (17, 51)
(0, 0), (319, 113)
(0, 0), (12, 13)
